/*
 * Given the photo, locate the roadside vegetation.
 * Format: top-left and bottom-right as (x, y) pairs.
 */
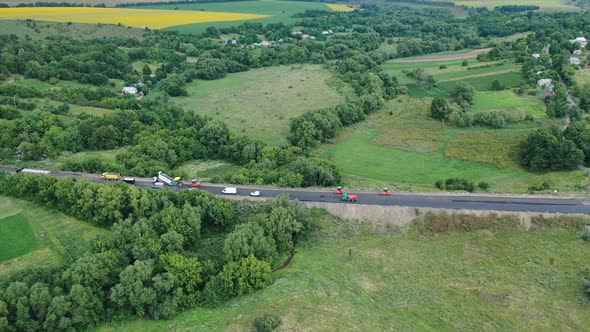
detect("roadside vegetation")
(100, 212), (590, 331)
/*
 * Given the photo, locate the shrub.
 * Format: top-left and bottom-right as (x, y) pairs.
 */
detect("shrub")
(477, 182), (489, 190)
(527, 181), (552, 192)
(530, 215), (590, 229)
(461, 60), (469, 66)
(254, 314), (282, 332)
(579, 225), (590, 242)
(435, 178), (476, 192)
(439, 64), (447, 69)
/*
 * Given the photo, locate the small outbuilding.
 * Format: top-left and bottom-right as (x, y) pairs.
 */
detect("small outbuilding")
(121, 87), (138, 94)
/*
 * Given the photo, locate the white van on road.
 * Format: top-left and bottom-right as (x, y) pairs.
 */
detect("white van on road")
(221, 187), (237, 195)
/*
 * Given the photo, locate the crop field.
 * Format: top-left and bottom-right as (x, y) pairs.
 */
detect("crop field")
(0, 196), (105, 274)
(325, 4), (355, 11)
(384, 59), (524, 97)
(100, 215), (590, 331)
(140, 0), (343, 33)
(169, 65), (347, 145)
(429, 0), (578, 11)
(317, 99), (586, 192)
(0, 7), (269, 29)
(471, 91), (547, 119)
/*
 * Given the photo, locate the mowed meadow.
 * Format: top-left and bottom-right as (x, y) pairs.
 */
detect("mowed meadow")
(0, 7), (269, 29)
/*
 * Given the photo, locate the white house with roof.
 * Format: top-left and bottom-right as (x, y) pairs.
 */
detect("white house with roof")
(121, 86), (138, 94)
(570, 56), (581, 65)
(537, 78), (555, 98)
(532, 53), (540, 59)
(573, 49), (583, 56)
(570, 37), (587, 48)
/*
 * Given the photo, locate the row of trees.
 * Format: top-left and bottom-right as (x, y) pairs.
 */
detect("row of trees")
(0, 173), (312, 330)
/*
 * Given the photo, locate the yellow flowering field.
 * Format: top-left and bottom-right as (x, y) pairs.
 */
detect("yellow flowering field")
(325, 4), (355, 12)
(0, 7), (270, 29)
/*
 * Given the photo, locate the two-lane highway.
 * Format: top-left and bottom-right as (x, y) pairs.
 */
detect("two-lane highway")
(2, 166), (590, 214)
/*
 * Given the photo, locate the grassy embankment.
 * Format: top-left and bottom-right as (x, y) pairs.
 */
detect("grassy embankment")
(100, 212), (590, 331)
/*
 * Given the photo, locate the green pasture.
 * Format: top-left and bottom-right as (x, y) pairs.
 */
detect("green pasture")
(168, 65), (347, 145)
(100, 215), (590, 331)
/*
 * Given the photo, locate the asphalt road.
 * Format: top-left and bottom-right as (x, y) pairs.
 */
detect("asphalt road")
(2, 166), (590, 214)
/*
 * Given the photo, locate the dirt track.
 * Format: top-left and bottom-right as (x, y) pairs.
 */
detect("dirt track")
(391, 48), (492, 63)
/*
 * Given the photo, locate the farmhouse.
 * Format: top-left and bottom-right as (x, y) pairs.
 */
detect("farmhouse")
(573, 49), (583, 56)
(537, 78), (554, 98)
(121, 86), (137, 94)
(570, 37), (587, 48)
(570, 57), (581, 65)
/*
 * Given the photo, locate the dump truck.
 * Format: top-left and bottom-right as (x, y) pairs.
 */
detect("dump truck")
(342, 192), (358, 202)
(157, 171), (181, 186)
(101, 172), (119, 181)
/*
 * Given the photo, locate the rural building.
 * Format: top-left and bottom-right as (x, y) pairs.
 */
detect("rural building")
(570, 37), (588, 48)
(260, 41), (272, 47)
(570, 57), (582, 65)
(537, 78), (554, 98)
(573, 49), (583, 55)
(121, 86), (138, 94)
(291, 31), (302, 36)
(532, 53), (540, 59)
(302, 34), (310, 40)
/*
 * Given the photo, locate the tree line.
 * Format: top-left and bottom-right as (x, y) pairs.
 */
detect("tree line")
(0, 172), (313, 330)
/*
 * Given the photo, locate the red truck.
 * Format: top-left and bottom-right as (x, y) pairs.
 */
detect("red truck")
(342, 192), (358, 202)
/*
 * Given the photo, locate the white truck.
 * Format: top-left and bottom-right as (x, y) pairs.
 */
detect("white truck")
(16, 168), (51, 175)
(156, 171), (181, 186)
(222, 187), (237, 195)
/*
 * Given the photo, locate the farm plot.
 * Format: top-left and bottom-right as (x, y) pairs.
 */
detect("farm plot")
(471, 91), (547, 119)
(100, 217), (590, 331)
(0, 7), (269, 29)
(0, 196), (105, 274)
(384, 59), (524, 97)
(170, 65), (347, 145)
(140, 0), (342, 34)
(316, 99), (586, 193)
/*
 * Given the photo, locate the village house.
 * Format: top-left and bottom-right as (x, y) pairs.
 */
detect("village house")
(570, 37), (588, 48)
(537, 78), (554, 98)
(573, 49), (583, 56)
(291, 31), (303, 36)
(570, 56), (581, 65)
(532, 53), (541, 59)
(121, 86), (137, 94)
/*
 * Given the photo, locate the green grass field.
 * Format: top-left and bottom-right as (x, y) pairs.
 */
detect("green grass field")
(174, 159), (241, 181)
(430, 0), (578, 11)
(0, 19), (148, 39)
(471, 90), (547, 119)
(0, 196), (106, 273)
(99, 215), (590, 331)
(316, 99), (586, 192)
(384, 60), (524, 97)
(139, 0), (336, 34)
(0, 213), (39, 262)
(575, 68), (590, 86)
(168, 65), (347, 145)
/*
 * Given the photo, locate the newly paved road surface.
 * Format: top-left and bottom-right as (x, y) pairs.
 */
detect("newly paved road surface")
(2, 166), (590, 214)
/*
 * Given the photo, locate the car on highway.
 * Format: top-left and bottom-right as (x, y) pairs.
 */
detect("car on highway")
(222, 187), (237, 195)
(15, 167), (24, 173)
(250, 191), (261, 197)
(123, 177), (136, 184)
(379, 187), (392, 196)
(191, 179), (200, 188)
